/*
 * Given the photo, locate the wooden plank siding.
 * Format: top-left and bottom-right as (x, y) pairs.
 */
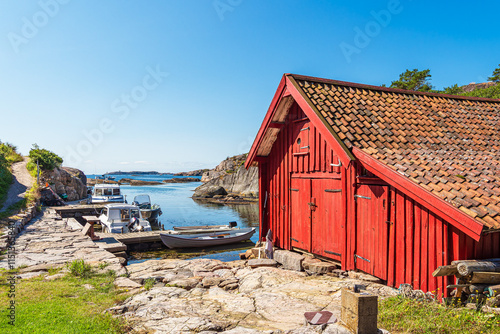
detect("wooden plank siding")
(257, 102), (500, 297)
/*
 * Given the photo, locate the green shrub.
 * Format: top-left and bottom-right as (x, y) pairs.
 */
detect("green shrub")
(28, 143), (63, 171)
(143, 278), (156, 290)
(462, 83), (500, 99)
(0, 142), (23, 164)
(67, 259), (93, 279)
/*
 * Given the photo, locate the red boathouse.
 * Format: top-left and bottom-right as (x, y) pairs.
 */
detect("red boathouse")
(245, 74), (500, 295)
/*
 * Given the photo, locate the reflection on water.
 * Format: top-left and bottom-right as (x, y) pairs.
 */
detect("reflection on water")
(191, 198), (259, 228)
(90, 174), (260, 263)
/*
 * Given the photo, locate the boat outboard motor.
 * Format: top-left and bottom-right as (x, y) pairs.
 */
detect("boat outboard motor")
(128, 217), (139, 231)
(229, 221), (237, 228)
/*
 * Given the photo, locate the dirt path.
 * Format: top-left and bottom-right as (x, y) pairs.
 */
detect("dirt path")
(0, 158), (34, 212)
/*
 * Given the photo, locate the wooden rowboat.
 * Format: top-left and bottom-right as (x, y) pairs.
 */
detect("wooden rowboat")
(160, 227), (255, 249)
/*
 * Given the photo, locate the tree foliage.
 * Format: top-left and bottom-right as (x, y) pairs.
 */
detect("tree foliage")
(441, 84), (463, 95)
(390, 69), (433, 92)
(28, 144), (63, 171)
(488, 64), (500, 83)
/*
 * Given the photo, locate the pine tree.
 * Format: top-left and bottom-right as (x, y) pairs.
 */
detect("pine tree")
(488, 64), (500, 83)
(390, 69), (433, 92)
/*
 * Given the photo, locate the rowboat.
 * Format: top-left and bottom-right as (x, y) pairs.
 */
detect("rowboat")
(172, 221), (238, 234)
(160, 227), (255, 249)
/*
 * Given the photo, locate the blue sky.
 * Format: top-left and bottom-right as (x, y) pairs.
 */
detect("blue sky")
(0, 0), (499, 174)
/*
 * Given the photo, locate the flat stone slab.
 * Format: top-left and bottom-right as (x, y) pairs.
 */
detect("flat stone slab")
(274, 250), (305, 271)
(114, 277), (142, 289)
(308, 262), (337, 275)
(247, 259), (278, 268)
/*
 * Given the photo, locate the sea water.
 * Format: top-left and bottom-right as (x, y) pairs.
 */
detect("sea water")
(88, 174), (259, 262)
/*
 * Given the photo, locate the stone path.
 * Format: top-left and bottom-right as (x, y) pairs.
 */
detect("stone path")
(0, 208), (124, 276)
(1, 158), (33, 212)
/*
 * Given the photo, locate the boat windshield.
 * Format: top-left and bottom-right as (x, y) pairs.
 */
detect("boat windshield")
(120, 209), (130, 221)
(94, 188), (120, 196)
(131, 209), (140, 218)
(134, 195), (150, 204)
(108, 209), (120, 219)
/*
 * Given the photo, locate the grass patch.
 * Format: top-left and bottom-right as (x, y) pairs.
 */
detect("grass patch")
(379, 295), (500, 333)
(67, 259), (93, 279)
(0, 268), (130, 333)
(0, 163), (12, 209)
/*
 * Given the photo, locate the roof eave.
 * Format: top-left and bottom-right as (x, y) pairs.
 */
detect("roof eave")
(353, 147), (485, 241)
(245, 74), (289, 169)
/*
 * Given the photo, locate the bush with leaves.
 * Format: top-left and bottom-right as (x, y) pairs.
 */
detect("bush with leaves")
(27, 144), (63, 171)
(67, 259), (92, 278)
(0, 142), (23, 164)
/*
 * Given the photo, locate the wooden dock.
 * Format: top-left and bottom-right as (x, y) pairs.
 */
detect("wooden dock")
(94, 237), (127, 253)
(94, 231), (164, 253)
(96, 231), (163, 244)
(54, 204), (105, 218)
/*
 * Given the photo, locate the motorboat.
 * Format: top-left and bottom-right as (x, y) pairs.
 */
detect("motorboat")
(160, 227), (255, 249)
(132, 194), (162, 224)
(99, 203), (152, 233)
(95, 175), (115, 181)
(89, 184), (125, 204)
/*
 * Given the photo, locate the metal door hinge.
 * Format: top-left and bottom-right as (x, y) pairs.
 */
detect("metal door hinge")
(385, 221), (394, 225)
(325, 250), (341, 257)
(354, 195), (371, 200)
(290, 188), (299, 192)
(291, 238), (299, 242)
(325, 189), (342, 193)
(354, 254), (371, 263)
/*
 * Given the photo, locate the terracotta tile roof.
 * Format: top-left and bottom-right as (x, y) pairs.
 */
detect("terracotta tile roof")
(291, 74), (500, 229)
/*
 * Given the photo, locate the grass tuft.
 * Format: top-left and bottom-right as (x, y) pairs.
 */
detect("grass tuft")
(67, 259), (93, 279)
(143, 278), (156, 291)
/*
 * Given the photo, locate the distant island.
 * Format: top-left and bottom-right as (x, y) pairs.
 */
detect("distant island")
(105, 171), (170, 176)
(105, 169), (209, 177)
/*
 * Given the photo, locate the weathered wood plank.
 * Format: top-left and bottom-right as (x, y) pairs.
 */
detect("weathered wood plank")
(470, 272), (500, 284)
(432, 264), (458, 277)
(446, 284), (470, 289)
(451, 258), (500, 265)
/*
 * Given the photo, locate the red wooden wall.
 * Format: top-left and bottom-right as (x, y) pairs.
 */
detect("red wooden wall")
(258, 102), (500, 296)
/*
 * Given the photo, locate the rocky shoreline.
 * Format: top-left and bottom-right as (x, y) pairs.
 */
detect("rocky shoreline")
(2, 207), (395, 333)
(193, 154), (258, 203)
